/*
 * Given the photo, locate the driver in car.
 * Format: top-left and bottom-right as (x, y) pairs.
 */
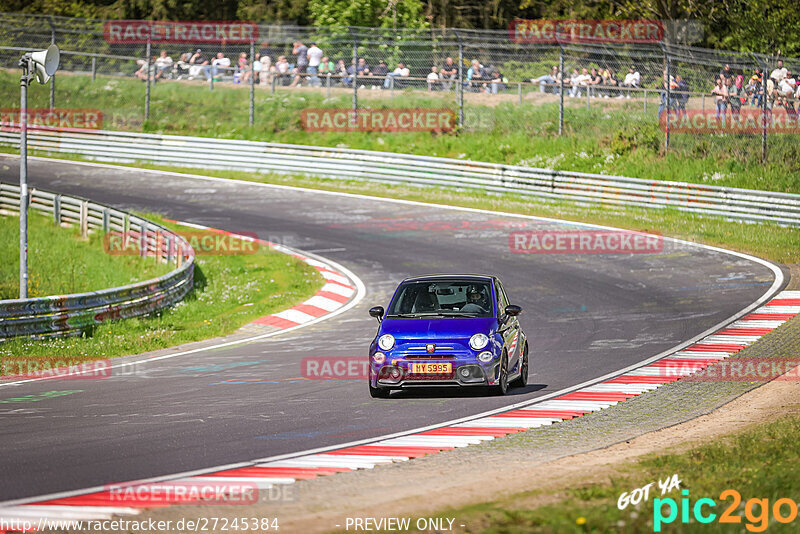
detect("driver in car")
(460, 285), (488, 314)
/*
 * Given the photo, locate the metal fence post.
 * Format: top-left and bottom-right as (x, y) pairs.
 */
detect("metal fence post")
(102, 208), (109, 232)
(518, 82), (522, 105)
(49, 16), (55, 111)
(249, 40), (255, 127)
(456, 30), (464, 129)
(326, 72), (331, 99)
(53, 194), (61, 225)
(644, 89), (647, 113)
(271, 74), (276, 94)
(350, 28), (358, 114)
(91, 56), (96, 82)
(558, 44), (564, 136)
(144, 39), (151, 121)
(762, 61), (768, 163)
(665, 52), (671, 151)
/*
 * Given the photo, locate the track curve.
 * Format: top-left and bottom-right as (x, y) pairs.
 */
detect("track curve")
(0, 155), (783, 502)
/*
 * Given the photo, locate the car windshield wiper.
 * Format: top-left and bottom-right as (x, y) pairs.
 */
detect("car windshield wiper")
(385, 313), (421, 318)
(414, 311), (481, 318)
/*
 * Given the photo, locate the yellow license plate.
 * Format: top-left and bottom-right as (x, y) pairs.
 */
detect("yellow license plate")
(410, 362), (452, 374)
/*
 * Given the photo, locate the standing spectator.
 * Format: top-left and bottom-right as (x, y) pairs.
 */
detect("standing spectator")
(770, 60), (788, 84)
(289, 41), (308, 87)
(307, 42), (323, 87)
(675, 74), (690, 117)
(190, 49), (210, 80)
(237, 52), (251, 84)
(726, 76), (742, 121)
(427, 66), (440, 91)
(719, 64), (734, 83)
(712, 77), (728, 122)
(657, 75), (676, 119)
(384, 62), (409, 89)
(440, 57), (458, 91)
(621, 65), (640, 98)
(154, 50), (173, 80)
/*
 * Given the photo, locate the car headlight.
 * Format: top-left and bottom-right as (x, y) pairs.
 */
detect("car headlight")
(378, 334), (395, 351)
(477, 351), (494, 362)
(373, 352), (386, 364)
(469, 333), (489, 350)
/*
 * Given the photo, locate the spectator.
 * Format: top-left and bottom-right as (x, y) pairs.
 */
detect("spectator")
(489, 70), (505, 94)
(307, 42), (323, 87)
(657, 75), (676, 119)
(747, 69), (763, 107)
(675, 74), (690, 117)
(135, 56), (157, 82)
(466, 60), (486, 92)
(621, 65), (640, 98)
(273, 55), (290, 86)
(427, 66), (440, 91)
(259, 42), (275, 63)
(770, 60), (788, 84)
(372, 60), (388, 80)
(289, 41), (308, 87)
(440, 57), (458, 91)
(778, 72), (797, 115)
(209, 52), (230, 81)
(601, 67), (618, 97)
(719, 64), (734, 83)
(237, 52), (251, 84)
(726, 76), (742, 121)
(190, 49), (210, 80)
(532, 65), (560, 93)
(570, 67), (591, 98)
(356, 58), (371, 77)
(318, 56), (335, 75)
(175, 53), (191, 79)
(154, 50), (173, 80)
(588, 67), (602, 97)
(336, 59), (350, 86)
(384, 62), (409, 89)
(712, 77), (728, 122)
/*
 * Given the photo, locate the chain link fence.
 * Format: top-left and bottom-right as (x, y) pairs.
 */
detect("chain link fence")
(1, 12), (799, 165)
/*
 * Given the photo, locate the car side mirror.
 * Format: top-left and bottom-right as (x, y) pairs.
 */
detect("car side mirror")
(504, 304), (522, 317)
(369, 306), (385, 322)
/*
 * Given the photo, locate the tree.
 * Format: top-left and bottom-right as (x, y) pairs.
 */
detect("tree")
(308, 0), (428, 29)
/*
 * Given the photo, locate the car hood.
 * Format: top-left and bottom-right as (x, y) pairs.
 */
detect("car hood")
(380, 317), (497, 340)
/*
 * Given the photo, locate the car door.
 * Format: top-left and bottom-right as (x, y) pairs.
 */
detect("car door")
(495, 279), (520, 372)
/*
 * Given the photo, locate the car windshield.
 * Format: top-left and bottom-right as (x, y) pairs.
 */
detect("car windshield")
(386, 280), (493, 318)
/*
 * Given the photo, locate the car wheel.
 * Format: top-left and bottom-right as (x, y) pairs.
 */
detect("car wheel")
(510, 342), (529, 388)
(369, 382), (391, 398)
(492, 353), (509, 396)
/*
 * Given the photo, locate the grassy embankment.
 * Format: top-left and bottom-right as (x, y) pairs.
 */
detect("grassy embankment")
(0, 211), (323, 363)
(1, 69), (798, 194)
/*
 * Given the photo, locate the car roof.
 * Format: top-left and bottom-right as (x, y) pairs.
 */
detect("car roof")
(400, 274), (496, 283)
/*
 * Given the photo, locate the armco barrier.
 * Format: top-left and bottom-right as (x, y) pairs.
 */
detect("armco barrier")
(0, 182), (194, 339)
(0, 128), (799, 226)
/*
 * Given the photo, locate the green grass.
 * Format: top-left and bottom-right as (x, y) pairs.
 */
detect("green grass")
(3, 69), (799, 194)
(0, 214), (324, 363)
(0, 211), (170, 299)
(402, 414), (800, 533)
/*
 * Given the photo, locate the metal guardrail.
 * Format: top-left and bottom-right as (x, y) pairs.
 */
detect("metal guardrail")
(0, 128), (798, 226)
(0, 181), (195, 339)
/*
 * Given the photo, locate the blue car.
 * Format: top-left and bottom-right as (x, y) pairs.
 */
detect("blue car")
(368, 274), (529, 398)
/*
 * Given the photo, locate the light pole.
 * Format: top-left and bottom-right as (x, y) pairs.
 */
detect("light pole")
(18, 44), (59, 299)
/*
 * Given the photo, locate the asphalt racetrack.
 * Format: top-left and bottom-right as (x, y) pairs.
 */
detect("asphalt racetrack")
(0, 156), (781, 502)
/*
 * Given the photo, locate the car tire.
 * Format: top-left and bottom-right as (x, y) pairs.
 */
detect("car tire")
(492, 353), (509, 396)
(510, 342), (529, 388)
(369, 382), (391, 398)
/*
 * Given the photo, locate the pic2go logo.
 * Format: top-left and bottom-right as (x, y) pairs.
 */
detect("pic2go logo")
(654, 489), (799, 532)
